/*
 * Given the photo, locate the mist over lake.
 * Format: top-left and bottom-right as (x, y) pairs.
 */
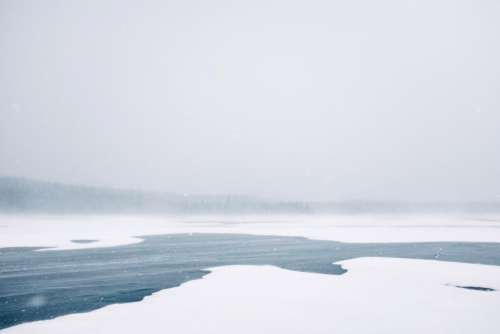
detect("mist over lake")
(1, 1), (500, 333)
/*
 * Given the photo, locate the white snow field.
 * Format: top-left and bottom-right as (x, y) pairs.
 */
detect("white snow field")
(1, 214), (500, 250)
(4, 259), (500, 334)
(2, 214), (500, 333)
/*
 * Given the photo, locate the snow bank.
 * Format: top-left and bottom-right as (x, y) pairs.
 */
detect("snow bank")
(1, 214), (500, 250)
(4, 258), (500, 334)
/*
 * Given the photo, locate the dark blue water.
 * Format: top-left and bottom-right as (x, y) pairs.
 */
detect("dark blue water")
(2, 233), (500, 330)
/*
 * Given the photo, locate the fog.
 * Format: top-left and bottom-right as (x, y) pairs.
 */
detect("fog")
(1, 0), (499, 202)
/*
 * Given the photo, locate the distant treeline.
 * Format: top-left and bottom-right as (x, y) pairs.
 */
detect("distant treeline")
(0, 177), (499, 215)
(0, 177), (309, 214)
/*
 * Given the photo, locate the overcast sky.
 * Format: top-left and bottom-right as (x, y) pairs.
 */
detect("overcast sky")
(1, 0), (499, 201)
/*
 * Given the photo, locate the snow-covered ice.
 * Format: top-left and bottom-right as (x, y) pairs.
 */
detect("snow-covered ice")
(4, 258), (500, 334)
(1, 214), (500, 250)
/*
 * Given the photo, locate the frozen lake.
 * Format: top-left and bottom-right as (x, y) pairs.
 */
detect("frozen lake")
(1, 215), (500, 333)
(2, 232), (500, 330)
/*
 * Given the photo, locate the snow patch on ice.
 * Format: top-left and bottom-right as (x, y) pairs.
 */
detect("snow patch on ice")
(1, 214), (500, 250)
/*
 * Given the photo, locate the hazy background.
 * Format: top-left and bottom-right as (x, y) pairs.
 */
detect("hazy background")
(1, 0), (499, 202)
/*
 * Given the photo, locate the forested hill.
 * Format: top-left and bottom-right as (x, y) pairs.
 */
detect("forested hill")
(0, 177), (309, 214)
(1, 177), (499, 215)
